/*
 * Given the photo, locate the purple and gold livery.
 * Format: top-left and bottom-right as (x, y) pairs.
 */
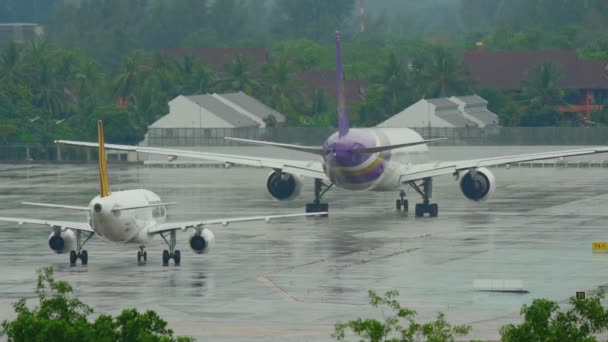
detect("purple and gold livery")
(322, 128), (427, 191)
(321, 32), (427, 190)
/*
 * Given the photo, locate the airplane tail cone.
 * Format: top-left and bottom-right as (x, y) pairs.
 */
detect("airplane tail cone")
(97, 120), (111, 197)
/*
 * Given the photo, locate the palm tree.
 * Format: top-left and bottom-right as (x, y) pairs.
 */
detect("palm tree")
(0, 42), (23, 84)
(258, 58), (303, 118)
(114, 52), (145, 105)
(217, 54), (260, 94)
(177, 55), (214, 95)
(413, 45), (470, 98)
(521, 62), (564, 105)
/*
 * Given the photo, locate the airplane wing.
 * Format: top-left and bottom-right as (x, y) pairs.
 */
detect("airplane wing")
(147, 212), (326, 234)
(55, 140), (329, 181)
(399, 146), (608, 183)
(0, 216), (93, 232)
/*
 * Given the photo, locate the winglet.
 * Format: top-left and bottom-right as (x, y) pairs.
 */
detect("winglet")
(336, 31), (350, 137)
(97, 120), (111, 197)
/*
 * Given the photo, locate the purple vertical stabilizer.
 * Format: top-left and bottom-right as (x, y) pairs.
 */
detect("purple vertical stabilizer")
(336, 31), (350, 137)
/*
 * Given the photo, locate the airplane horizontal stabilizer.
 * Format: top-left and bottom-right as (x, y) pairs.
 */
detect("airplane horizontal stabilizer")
(113, 202), (176, 211)
(21, 202), (90, 211)
(224, 137), (324, 155)
(354, 138), (447, 154)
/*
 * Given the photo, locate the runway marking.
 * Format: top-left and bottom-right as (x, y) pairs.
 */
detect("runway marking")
(256, 275), (296, 302)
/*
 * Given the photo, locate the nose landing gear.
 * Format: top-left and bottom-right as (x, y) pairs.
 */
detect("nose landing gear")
(159, 230), (181, 266)
(68, 229), (94, 266)
(137, 245), (147, 264)
(396, 190), (408, 212)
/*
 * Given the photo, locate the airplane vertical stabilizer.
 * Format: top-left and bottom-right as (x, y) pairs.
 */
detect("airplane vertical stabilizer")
(97, 120), (111, 197)
(336, 31), (350, 137)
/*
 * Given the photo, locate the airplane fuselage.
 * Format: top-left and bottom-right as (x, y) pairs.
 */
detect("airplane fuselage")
(322, 128), (428, 191)
(88, 189), (166, 244)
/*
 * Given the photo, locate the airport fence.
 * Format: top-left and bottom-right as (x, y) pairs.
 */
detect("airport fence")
(146, 126), (608, 146)
(2, 127), (608, 161)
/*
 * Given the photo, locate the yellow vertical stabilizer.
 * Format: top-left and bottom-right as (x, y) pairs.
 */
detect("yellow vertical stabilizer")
(97, 120), (111, 197)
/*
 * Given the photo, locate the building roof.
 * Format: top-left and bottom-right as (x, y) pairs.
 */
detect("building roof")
(220, 92), (285, 122)
(149, 92), (286, 129)
(295, 70), (368, 103)
(161, 48), (269, 69)
(185, 94), (259, 128)
(464, 50), (608, 90)
(450, 95), (499, 126)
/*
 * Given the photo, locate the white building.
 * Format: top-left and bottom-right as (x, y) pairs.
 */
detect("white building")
(146, 92), (285, 146)
(449, 95), (499, 127)
(150, 91), (285, 130)
(376, 95), (499, 128)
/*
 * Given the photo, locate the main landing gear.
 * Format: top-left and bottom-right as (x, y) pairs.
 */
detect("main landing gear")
(159, 230), (181, 266)
(137, 245), (147, 264)
(406, 177), (439, 218)
(69, 229), (94, 266)
(305, 178), (332, 217)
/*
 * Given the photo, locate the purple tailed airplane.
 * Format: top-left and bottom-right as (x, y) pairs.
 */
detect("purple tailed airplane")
(58, 33), (608, 217)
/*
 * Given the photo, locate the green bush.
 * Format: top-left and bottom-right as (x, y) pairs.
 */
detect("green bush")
(0, 267), (193, 342)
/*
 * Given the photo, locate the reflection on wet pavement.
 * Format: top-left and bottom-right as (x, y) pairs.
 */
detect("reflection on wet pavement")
(1, 148), (608, 341)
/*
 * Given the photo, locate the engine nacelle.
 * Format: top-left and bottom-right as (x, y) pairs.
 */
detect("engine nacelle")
(459, 167), (496, 202)
(189, 228), (215, 254)
(48, 230), (76, 254)
(266, 171), (302, 201)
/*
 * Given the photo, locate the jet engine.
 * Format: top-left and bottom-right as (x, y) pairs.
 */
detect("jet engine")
(459, 167), (496, 202)
(48, 230), (76, 254)
(189, 228), (215, 254)
(266, 171), (302, 201)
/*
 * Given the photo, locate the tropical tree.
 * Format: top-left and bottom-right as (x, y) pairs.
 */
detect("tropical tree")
(271, 0), (356, 41)
(217, 54), (260, 94)
(412, 45), (470, 98)
(500, 292), (608, 341)
(333, 290), (471, 342)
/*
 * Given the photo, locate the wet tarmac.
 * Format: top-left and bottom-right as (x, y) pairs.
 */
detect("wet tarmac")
(2, 146), (608, 341)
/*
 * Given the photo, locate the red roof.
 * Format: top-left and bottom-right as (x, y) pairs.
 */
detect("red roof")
(161, 48), (269, 68)
(464, 50), (608, 90)
(295, 70), (368, 103)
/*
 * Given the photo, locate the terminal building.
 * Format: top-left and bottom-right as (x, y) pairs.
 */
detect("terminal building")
(376, 95), (499, 128)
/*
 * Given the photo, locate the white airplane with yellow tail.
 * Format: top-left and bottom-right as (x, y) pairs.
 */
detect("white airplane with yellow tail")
(0, 121), (324, 266)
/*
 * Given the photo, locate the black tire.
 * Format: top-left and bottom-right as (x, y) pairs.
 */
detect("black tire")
(429, 203), (439, 217)
(162, 250), (170, 266)
(174, 250), (181, 266)
(396, 199), (402, 210)
(143, 251), (147, 262)
(415, 204), (424, 217)
(69, 250), (77, 266)
(403, 199), (409, 212)
(80, 250), (88, 265)
(137, 251), (142, 262)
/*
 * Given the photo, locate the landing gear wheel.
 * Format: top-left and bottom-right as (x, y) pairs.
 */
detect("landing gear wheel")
(69, 250), (77, 266)
(162, 250), (170, 266)
(429, 203), (439, 217)
(306, 202), (329, 216)
(306, 178), (332, 217)
(137, 251), (142, 263)
(80, 250), (88, 266)
(173, 250), (181, 266)
(396, 190), (408, 212)
(143, 251), (147, 262)
(415, 204), (424, 217)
